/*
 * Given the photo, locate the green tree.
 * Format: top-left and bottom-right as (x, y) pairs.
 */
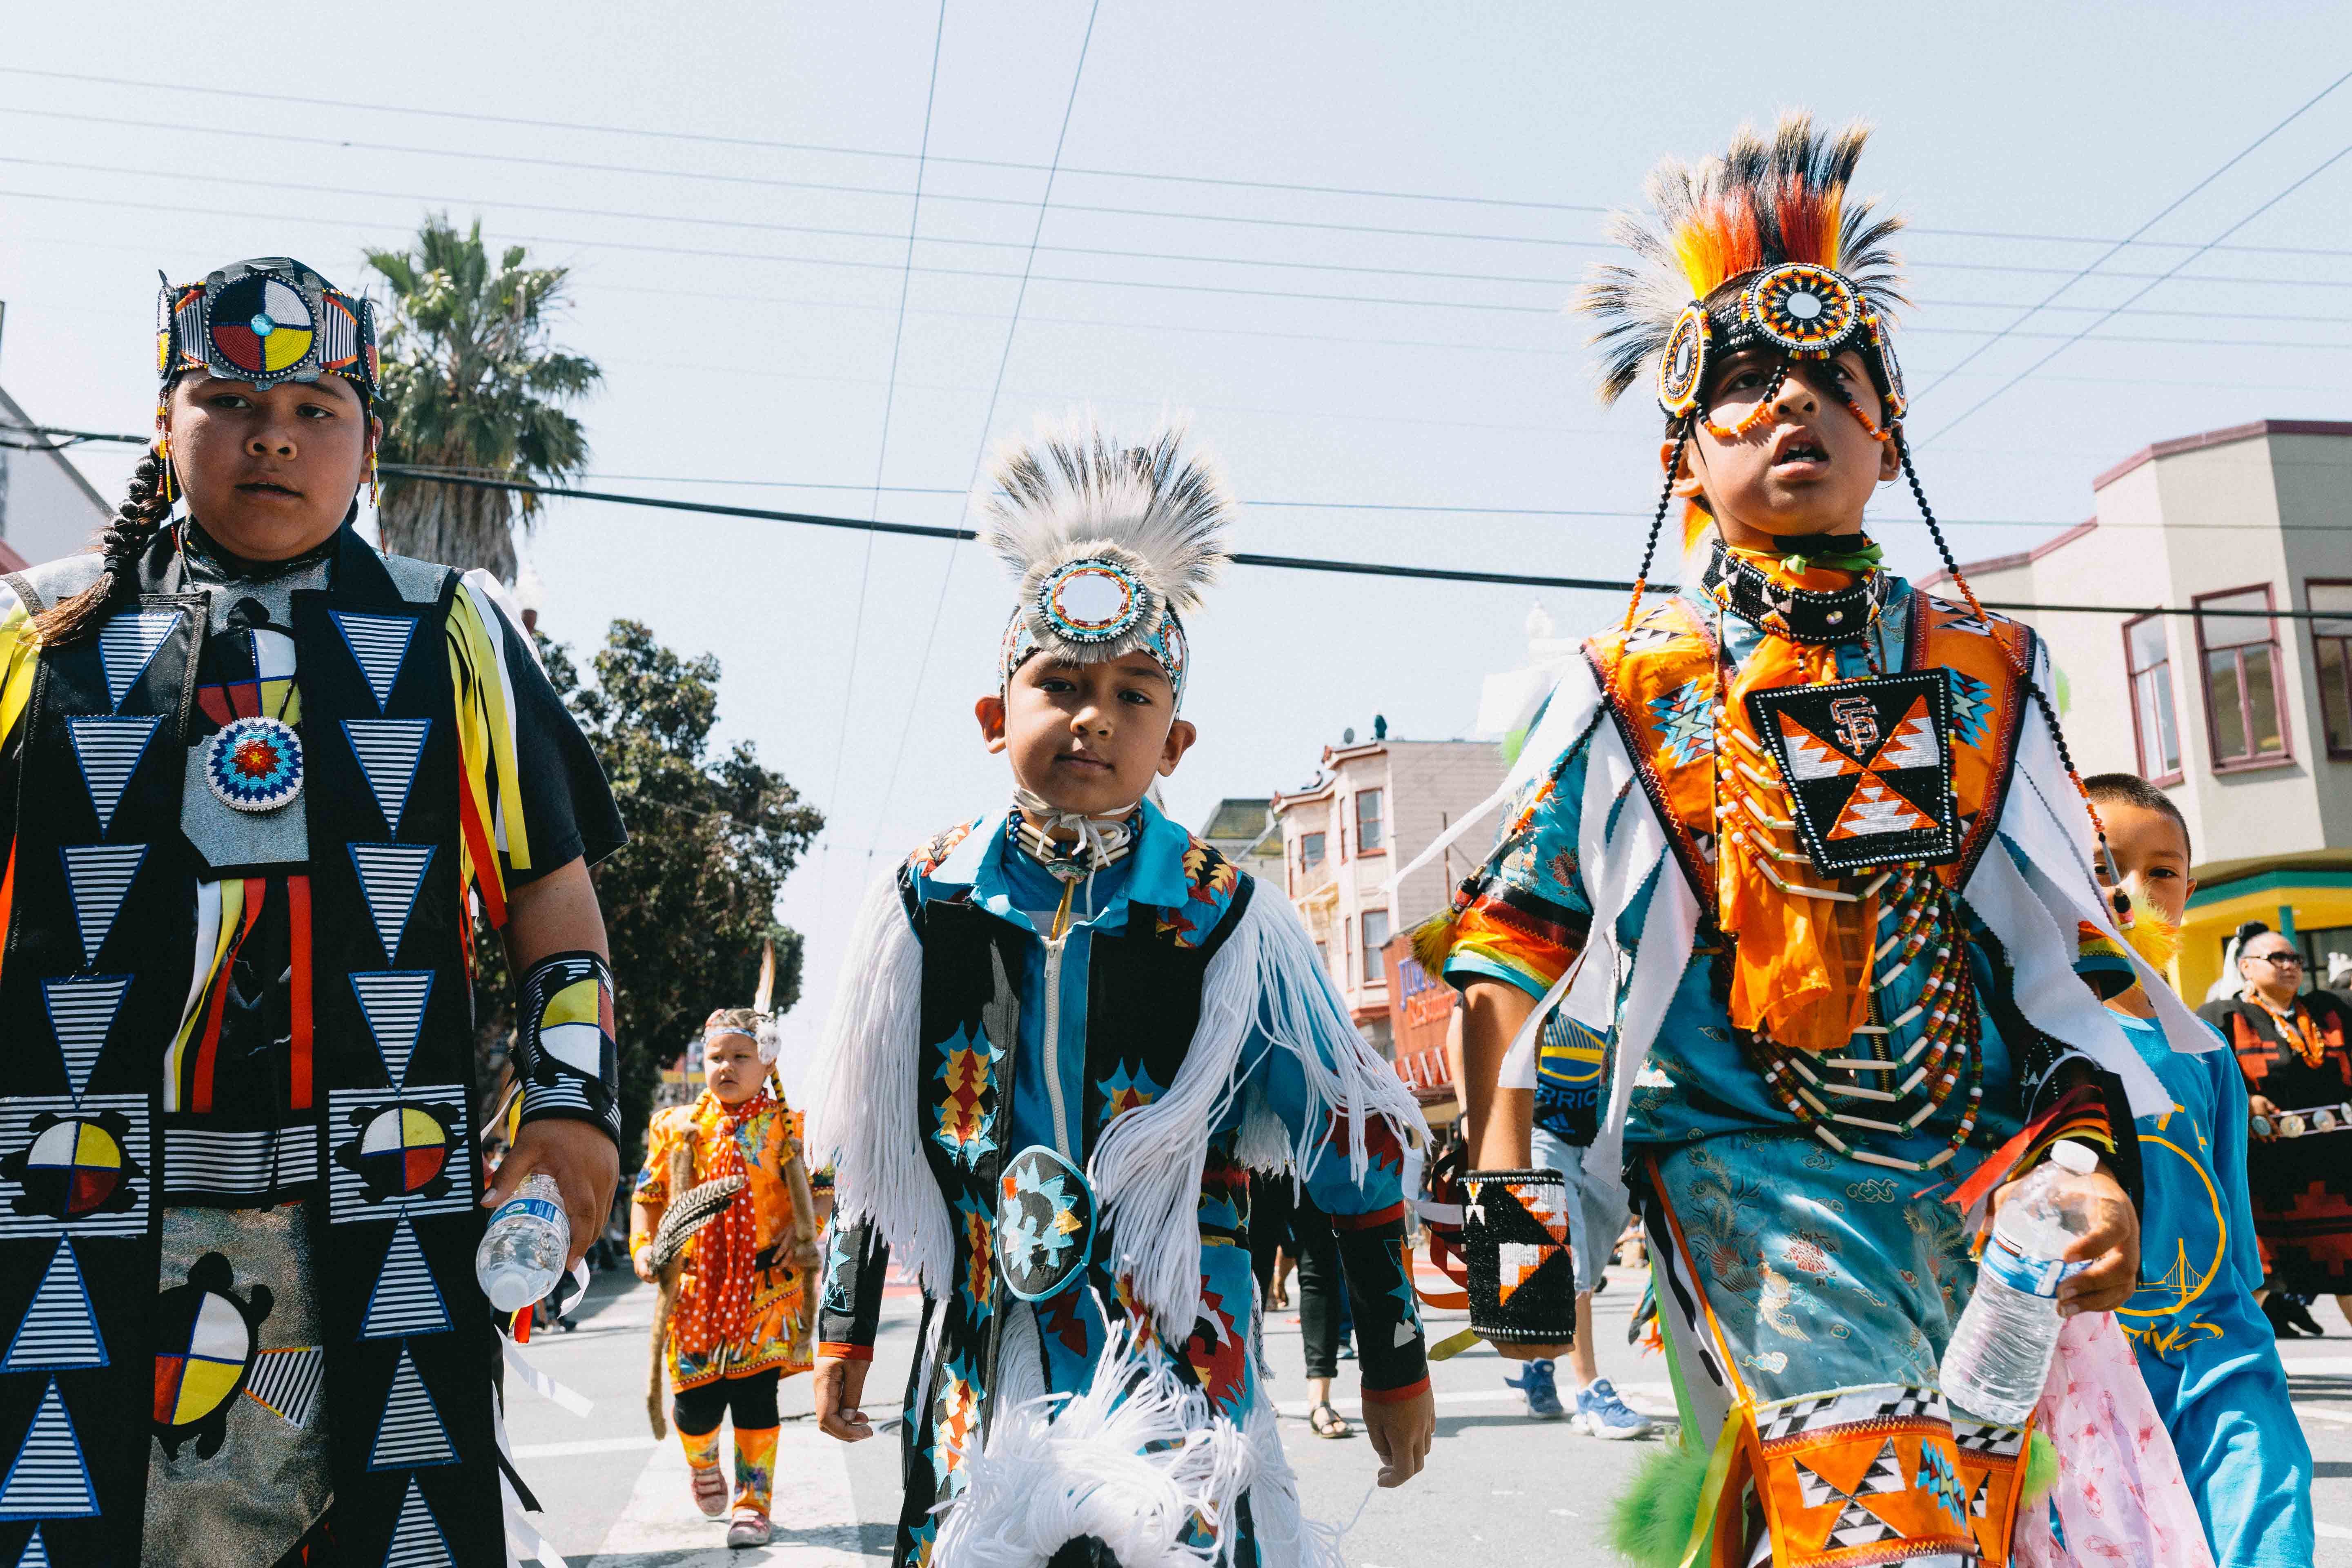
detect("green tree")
(365, 215), (600, 581)
(472, 623), (820, 1163)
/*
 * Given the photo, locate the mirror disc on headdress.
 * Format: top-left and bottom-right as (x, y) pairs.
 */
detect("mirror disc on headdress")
(25, 1120), (123, 1215)
(1746, 263), (1859, 355)
(1657, 303), (1710, 416)
(357, 1107), (451, 1194)
(1038, 560), (1147, 644)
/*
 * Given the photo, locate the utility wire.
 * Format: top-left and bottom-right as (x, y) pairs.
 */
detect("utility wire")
(23, 149), (2352, 319)
(817, 0), (948, 917)
(866, 0), (1101, 868)
(1931, 135), (2352, 438)
(20, 434), (2344, 533)
(8, 64), (2352, 258)
(372, 469), (2349, 619)
(1918, 63), (2352, 400)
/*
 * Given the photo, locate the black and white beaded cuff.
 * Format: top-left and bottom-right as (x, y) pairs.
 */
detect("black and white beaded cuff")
(1462, 1169), (1579, 1346)
(512, 950), (621, 1145)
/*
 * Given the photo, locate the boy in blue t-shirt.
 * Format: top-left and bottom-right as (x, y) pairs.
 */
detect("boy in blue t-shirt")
(2087, 772), (2313, 1567)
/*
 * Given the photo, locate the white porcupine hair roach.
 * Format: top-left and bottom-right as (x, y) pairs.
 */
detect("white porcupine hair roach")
(980, 411), (1234, 659)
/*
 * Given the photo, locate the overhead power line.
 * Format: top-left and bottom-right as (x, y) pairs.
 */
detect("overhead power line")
(1918, 63), (2352, 400)
(19, 150), (2352, 321)
(7, 65), (2352, 258)
(374, 468), (2348, 619)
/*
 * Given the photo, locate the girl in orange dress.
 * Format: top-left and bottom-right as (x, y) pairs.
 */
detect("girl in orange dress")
(631, 1007), (820, 1548)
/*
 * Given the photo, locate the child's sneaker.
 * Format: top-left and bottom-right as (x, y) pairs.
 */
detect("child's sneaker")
(726, 1508), (772, 1548)
(1575, 1378), (1653, 1440)
(690, 1464), (729, 1518)
(1503, 1359), (1566, 1420)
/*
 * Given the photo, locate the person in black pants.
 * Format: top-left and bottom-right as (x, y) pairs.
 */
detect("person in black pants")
(1290, 1192), (1354, 1438)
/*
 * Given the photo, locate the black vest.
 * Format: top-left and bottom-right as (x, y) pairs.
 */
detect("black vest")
(0, 528), (499, 1565)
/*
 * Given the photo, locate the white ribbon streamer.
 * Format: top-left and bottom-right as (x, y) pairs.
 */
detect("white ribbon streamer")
(503, 1341), (594, 1418)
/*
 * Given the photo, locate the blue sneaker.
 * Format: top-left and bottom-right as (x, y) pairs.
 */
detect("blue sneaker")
(1575, 1377), (1654, 1440)
(1503, 1358), (1566, 1420)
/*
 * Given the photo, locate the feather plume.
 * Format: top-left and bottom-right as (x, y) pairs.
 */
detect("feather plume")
(980, 410), (1233, 660)
(648, 1175), (748, 1271)
(1576, 112), (1907, 404)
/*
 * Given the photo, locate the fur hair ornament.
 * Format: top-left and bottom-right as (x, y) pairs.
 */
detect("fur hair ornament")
(983, 412), (1234, 710)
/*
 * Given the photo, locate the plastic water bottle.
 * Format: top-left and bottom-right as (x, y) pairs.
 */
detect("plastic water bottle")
(476, 1172), (570, 1312)
(1939, 1139), (2100, 1424)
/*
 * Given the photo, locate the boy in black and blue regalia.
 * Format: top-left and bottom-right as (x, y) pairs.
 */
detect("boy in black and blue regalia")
(805, 414), (1433, 1567)
(0, 257), (626, 1566)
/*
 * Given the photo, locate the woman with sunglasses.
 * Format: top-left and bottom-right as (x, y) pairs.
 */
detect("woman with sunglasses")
(2203, 930), (2352, 1331)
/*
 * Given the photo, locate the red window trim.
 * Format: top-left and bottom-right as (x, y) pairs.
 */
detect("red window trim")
(2307, 577), (2352, 760)
(2193, 582), (2292, 770)
(2120, 611), (2183, 788)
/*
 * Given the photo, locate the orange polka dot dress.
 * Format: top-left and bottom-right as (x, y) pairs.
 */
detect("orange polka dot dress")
(631, 1091), (815, 1390)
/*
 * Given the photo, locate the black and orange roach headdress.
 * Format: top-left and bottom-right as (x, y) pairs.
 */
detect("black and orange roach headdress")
(1579, 113), (1908, 424)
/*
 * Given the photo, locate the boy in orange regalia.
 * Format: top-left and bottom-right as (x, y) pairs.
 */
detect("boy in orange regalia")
(632, 1007), (820, 1549)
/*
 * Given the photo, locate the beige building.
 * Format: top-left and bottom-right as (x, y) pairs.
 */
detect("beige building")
(1927, 419), (2352, 1000)
(1197, 797), (1285, 880)
(1270, 729), (1505, 1053)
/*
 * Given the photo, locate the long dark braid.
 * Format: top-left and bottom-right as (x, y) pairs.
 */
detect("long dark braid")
(28, 444), (175, 646)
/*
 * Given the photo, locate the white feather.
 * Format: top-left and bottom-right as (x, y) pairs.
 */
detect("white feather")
(981, 411), (1233, 660)
(801, 866), (951, 1298)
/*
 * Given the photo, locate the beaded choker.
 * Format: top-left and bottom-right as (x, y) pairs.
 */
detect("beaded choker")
(1009, 804), (1138, 884)
(1703, 546), (1889, 646)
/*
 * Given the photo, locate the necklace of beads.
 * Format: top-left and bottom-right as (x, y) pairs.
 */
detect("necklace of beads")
(1706, 601), (1985, 1174)
(2254, 995), (2328, 1070)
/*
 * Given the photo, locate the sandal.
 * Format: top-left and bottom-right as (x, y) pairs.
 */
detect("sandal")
(1308, 1401), (1353, 1439)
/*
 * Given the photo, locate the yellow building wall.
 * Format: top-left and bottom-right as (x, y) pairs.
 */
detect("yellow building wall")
(2177, 878), (2352, 1002)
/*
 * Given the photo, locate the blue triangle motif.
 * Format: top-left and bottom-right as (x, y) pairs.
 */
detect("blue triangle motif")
(96, 610), (180, 712)
(64, 716), (159, 835)
(332, 612), (418, 714)
(343, 720), (431, 838)
(381, 1475), (454, 1567)
(351, 971), (434, 1088)
(1, 1242), (104, 1372)
(57, 844), (146, 969)
(13, 1525), (50, 1567)
(361, 1217), (451, 1339)
(349, 844), (435, 962)
(39, 976), (127, 1102)
(368, 1345), (456, 1470)
(0, 1381), (96, 1519)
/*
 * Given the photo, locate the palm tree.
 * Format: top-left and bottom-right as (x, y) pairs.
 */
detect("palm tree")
(366, 216), (601, 581)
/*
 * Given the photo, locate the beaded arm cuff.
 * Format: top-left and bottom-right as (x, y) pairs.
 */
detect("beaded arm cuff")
(816, 1219), (889, 1356)
(1461, 1170), (1579, 1346)
(1330, 1205), (1429, 1394)
(512, 950), (621, 1145)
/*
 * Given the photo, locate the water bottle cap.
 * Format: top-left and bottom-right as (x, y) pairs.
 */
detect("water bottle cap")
(2049, 1139), (2098, 1176)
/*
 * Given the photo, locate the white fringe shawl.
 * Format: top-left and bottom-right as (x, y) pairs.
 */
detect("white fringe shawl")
(805, 863), (1425, 1341)
(1089, 884), (1427, 1339)
(933, 1329), (1343, 1568)
(802, 867), (953, 1299)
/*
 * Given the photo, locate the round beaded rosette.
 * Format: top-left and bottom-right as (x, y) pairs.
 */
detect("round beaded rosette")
(204, 715), (304, 812)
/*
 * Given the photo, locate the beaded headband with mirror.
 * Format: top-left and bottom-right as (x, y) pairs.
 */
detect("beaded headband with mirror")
(984, 414), (1232, 713)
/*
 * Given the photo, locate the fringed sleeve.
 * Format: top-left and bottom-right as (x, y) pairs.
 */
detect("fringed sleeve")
(1089, 880), (1426, 1341)
(802, 864), (951, 1298)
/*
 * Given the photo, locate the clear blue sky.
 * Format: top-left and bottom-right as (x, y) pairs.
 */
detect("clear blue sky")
(4, 2), (2349, 1074)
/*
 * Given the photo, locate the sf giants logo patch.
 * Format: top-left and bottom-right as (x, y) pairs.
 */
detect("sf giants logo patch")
(1746, 671), (1959, 875)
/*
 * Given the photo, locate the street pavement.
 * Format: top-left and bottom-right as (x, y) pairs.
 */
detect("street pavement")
(502, 1258), (2352, 1564)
